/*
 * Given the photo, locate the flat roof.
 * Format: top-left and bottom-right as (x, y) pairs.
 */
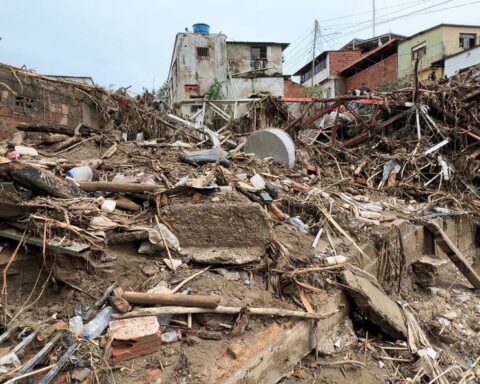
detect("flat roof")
(403, 23), (480, 42)
(227, 41), (289, 50)
(342, 33), (406, 50)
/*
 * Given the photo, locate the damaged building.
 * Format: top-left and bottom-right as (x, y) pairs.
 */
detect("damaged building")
(0, 63), (104, 140)
(167, 23), (288, 116)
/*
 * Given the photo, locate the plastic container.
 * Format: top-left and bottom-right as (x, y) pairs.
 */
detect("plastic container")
(69, 315), (84, 336)
(192, 23), (210, 34)
(83, 306), (114, 340)
(15, 145), (38, 156)
(149, 219), (181, 252)
(65, 166), (93, 182)
(250, 174), (266, 190)
(112, 174), (127, 183)
(101, 199), (116, 212)
(288, 216), (309, 234)
(161, 329), (182, 343)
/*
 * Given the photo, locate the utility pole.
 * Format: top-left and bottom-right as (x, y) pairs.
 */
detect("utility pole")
(372, 0), (376, 37)
(311, 19), (319, 86)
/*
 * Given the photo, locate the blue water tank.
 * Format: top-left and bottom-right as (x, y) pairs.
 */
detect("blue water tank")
(193, 23), (210, 35)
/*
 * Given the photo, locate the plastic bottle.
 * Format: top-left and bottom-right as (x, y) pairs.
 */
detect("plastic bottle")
(325, 255), (348, 265)
(69, 315), (84, 336)
(65, 166), (93, 182)
(160, 329), (182, 343)
(83, 306), (114, 341)
(288, 216), (310, 234)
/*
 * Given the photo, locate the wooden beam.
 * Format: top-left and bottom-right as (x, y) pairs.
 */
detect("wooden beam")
(78, 181), (164, 194)
(342, 109), (410, 148)
(113, 305), (336, 320)
(122, 292), (221, 308)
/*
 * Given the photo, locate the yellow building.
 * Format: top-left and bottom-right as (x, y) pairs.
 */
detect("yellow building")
(398, 24), (480, 80)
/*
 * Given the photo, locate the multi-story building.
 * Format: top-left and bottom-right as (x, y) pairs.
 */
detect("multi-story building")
(167, 24), (288, 116)
(397, 23), (480, 80)
(338, 38), (401, 91)
(293, 50), (362, 97)
(293, 33), (403, 96)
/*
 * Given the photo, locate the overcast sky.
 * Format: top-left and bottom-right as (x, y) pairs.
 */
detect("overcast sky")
(1, 0), (479, 94)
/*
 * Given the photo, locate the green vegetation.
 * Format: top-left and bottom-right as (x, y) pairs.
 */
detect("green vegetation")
(205, 79), (224, 100)
(155, 81), (169, 101)
(300, 85), (326, 98)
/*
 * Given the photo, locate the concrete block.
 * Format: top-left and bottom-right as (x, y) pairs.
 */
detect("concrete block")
(162, 203), (272, 265)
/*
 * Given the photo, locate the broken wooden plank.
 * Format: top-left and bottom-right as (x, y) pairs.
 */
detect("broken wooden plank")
(426, 221), (480, 290)
(197, 291), (348, 384)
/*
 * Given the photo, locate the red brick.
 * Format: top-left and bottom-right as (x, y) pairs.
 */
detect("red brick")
(283, 79), (303, 98)
(329, 51), (363, 75)
(110, 332), (163, 363)
(345, 54), (398, 91)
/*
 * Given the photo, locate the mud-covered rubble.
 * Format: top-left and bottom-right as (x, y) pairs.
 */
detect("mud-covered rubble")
(0, 68), (479, 384)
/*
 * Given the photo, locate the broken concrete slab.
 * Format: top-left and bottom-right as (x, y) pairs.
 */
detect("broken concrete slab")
(412, 256), (449, 287)
(245, 128), (295, 168)
(339, 268), (407, 339)
(161, 203), (272, 264)
(190, 290), (349, 384)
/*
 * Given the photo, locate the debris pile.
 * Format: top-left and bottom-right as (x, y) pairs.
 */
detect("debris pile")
(0, 66), (479, 384)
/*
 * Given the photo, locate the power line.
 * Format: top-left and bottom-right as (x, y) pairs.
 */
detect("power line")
(320, 0), (453, 40)
(312, 0), (432, 25)
(286, 0), (476, 75)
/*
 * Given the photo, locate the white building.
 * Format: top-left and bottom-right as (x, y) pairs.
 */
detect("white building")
(444, 45), (480, 77)
(167, 25), (288, 116)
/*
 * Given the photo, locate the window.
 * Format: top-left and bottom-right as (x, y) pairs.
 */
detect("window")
(184, 84), (199, 94)
(459, 33), (476, 49)
(196, 47), (209, 59)
(15, 96), (34, 109)
(300, 69), (312, 84)
(314, 58), (327, 75)
(411, 42), (427, 61)
(251, 46), (267, 60)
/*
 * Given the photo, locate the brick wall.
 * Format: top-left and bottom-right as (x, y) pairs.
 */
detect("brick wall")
(329, 51), (363, 76)
(0, 64), (103, 136)
(283, 79), (303, 98)
(345, 54), (398, 91)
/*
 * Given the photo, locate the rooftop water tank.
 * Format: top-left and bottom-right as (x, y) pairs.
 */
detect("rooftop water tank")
(193, 23), (210, 35)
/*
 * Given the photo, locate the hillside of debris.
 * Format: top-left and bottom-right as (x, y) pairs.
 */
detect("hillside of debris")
(0, 66), (479, 384)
